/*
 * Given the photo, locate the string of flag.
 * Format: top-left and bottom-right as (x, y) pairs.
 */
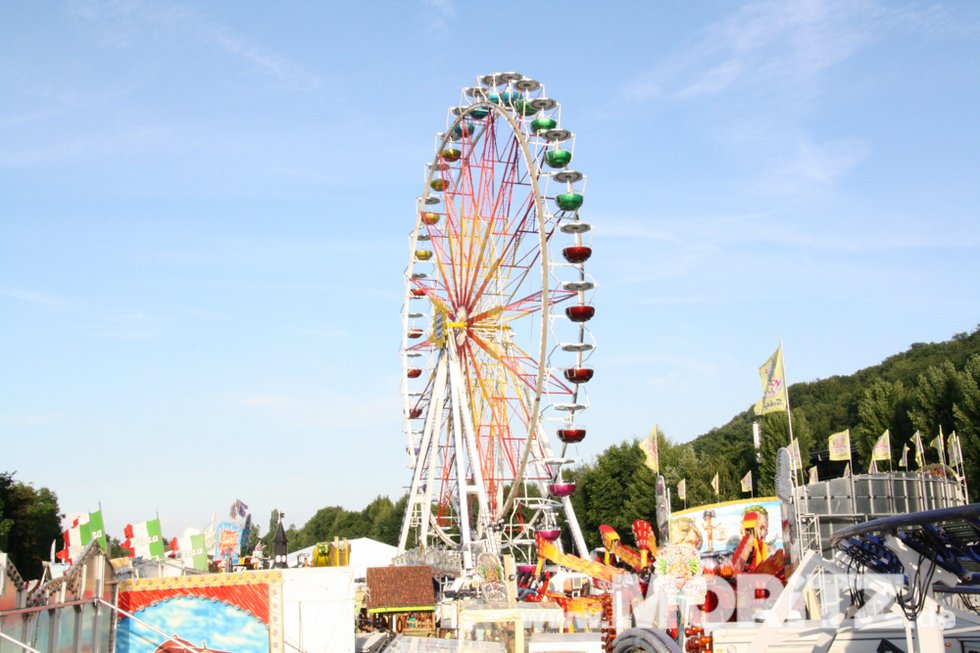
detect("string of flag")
(54, 497), (253, 571)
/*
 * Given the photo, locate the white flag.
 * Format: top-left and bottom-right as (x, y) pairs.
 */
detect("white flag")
(790, 438), (803, 471)
(948, 432), (963, 467)
(740, 471), (752, 493)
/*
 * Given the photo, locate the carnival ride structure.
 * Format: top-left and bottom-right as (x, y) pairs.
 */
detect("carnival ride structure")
(610, 451), (980, 653)
(504, 449), (979, 653)
(398, 72), (596, 571)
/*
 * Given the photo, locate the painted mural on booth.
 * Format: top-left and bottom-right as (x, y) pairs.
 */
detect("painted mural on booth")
(116, 572), (282, 653)
(668, 497), (783, 556)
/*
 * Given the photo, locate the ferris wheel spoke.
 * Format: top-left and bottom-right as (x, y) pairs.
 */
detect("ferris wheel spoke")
(460, 351), (508, 503)
(468, 287), (576, 328)
(459, 343), (528, 500)
(460, 209), (542, 314)
(454, 137), (532, 310)
(462, 339), (544, 444)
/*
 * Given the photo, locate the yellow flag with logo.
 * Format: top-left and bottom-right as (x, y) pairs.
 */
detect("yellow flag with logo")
(871, 430), (891, 462)
(640, 428), (659, 474)
(828, 429), (851, 461)
(913, 431), (925, 468)
(711, 472), (720, 495)
(753, 345), (788, 415)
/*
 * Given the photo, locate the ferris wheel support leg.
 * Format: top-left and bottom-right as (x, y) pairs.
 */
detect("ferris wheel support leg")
(398, 353), (449, 553)
(444, 342), (479, 570)
(561, 496), (589, 559)
(419, 356), (450, 549)
(447, 338), (494, 547)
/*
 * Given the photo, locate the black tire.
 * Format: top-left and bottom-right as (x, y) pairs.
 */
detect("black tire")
(612, 628), (682, 653)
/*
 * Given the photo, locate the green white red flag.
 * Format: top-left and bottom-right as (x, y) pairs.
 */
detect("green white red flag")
(56, 509), (107, 564)
(123, 519), (165, 560)
(175, 529), (209, 571)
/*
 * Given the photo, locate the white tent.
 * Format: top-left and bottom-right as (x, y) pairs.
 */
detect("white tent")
(286, 537), (397, 578)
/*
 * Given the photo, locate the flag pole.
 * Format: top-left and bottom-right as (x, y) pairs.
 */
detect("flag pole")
(781, 340), (796, 444)
(780, 340), (803, 487)
(938, 426), (947, 468)
(888, 431), (893, 473)
(955, 435), (969, 501)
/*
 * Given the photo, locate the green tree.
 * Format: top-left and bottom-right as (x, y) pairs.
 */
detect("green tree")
(908, 361), (962, 464)
(362, 495), (396, 541)
(107, 536), (129, 558)
(375, 495), (408, 546)
(569, 439), (657, 551)
(688, 328), (980, 478)
(0, 472), (63, 578)
(953, 354), (980, 485)
(261, 509), (282, 553)
(757, 409), (813, 494)
(854, 379), (911, 468)
(660, 440), (699, 511)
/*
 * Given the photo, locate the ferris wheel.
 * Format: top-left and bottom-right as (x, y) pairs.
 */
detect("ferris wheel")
(397, 72), (596, 570)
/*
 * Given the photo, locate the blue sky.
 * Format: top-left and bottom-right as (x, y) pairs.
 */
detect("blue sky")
(2, 1), (978, 539)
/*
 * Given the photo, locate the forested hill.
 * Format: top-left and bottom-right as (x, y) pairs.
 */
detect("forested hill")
(689, 326), (980, 490)
(567, 327), (979, 550)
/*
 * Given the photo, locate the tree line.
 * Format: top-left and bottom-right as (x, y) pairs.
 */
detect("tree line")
(566, 327), (980, 550)
(4, 328), (978, 571)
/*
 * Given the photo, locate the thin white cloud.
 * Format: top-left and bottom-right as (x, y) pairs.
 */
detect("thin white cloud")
(599, 208), (979, 255)
(0, 287), (70, 308)
(85, 310), (166, 341)
(604, 350), (732, 377)
(243, 393), (400, 430)
(884, 2), (980, 40)
(69, 0), (323, 92)
(0, 415), (58, 427)
(615, 1), (884, 206)
(591, 198), (979, 289)
(625, 0), (877, 104)
(421, 0), (455, 35)
(0, 125), (171, 168)
(758, 138), (871, 192)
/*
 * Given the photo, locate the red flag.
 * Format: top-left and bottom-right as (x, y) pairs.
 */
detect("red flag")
(122, 523), (136, 556)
